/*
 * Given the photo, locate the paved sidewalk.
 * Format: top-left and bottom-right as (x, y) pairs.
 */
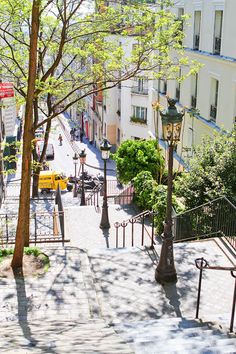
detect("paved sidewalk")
(64, 204), (153, 250)
(57, 114), (117, 178)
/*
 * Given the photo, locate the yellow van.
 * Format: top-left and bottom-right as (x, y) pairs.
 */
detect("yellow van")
(39, 171), (73, 193)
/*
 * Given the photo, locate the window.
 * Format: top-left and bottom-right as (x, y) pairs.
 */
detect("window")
(175, 69), (181, 102)
(213, 11), (223, 55)
(210, 78), (219, 121)
(191, 74), (198, 108)
(117, 128), (120, 144)
(159, 79), (167, 94)
(132, 77), (148, 95)
(193, 11), (201, 50)
(131, 106), (147, 124)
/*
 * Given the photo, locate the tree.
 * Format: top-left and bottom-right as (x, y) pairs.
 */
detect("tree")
(0, 0), (200, 269)
(175, 128), (236, 209)
(113, 140), (165, 184)
(11, 0), (40, 269)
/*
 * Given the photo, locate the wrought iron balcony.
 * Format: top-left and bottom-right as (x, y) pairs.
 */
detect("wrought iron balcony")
(213, 37), (221, 55)
(191, 95), (197, 108)
(210, 104), (217, 120)
(175, 87), (180, 101)
(130, 116), (147, 125)
(131, 86), (148, 95)
(193, 34), (200, 50)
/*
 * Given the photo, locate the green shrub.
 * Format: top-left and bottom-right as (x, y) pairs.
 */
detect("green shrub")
(133, 171), (156, 210)
(24, 247), (41, 257)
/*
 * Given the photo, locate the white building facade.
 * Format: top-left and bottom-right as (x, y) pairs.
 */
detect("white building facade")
(87, 0), (236, 168)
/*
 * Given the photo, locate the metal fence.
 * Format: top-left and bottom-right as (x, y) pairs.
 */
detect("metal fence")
(0, 211), (66, 246)
(173, 197), (236, 250)
(106, 180), (134, 205)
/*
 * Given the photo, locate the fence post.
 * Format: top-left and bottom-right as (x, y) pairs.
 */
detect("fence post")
(5, 214), (8, 244)
(34, 213), (37, 245)
(195, 257), (205, 319)
(230, 274), (236, 332)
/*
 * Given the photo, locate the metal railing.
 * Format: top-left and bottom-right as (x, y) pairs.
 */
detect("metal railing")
(210, 104), (217, 120)
(114, 210), (156, 248)
(214, 36), (221, 55)
(193, 34), (200, 50)
(131, 86), (149, 95)
(86, 183), (102, 207)
(0, 211), (68, 246)
(195, 257), (236, 332)
(173, 197), (236, 251)
(191, 95), (197, 109)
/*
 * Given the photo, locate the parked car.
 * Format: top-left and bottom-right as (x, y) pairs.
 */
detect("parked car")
(37, 142), (55, 160)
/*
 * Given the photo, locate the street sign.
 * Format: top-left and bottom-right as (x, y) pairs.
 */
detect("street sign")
(0, 83), (14, 99)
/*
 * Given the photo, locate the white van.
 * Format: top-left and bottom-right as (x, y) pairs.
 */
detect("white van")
(38, 142), (55, 160)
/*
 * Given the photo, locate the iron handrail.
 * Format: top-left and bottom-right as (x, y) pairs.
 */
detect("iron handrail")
(85, 183), (102, 207)
(195, 257), (236, 332)
(174, 196), (236, 218)
(114, 210), (156, 248)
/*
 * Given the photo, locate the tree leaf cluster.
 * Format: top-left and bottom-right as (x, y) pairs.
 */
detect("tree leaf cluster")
(175, 127), (236, 208)
(112, 139), (164, 184)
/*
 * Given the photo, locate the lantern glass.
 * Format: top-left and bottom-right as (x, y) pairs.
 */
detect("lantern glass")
(162, 121), (182, 143)
(100, 139), (111, 160)
(101, 149), (110, 160)
(79, 150), (86, 164)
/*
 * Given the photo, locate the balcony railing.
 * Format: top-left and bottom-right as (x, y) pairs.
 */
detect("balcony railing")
(213, 36), (221, 55)
(191, 95), (197, 108)
(193, 34), (200, 50)
(130, 116), (147, 125)
(175, 87), (180, 101)
(210, 104), (217, 120)
(131, 86), (148, 95)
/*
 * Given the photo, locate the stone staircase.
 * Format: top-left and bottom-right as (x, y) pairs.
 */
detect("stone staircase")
(0, 319), (133, 354)
(0, 244), (235, 353)
(114, 318), (236, 354)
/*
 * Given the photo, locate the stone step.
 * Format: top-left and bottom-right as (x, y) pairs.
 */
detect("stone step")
(115, 317), (236, 354)
(0, 319), (133, 354)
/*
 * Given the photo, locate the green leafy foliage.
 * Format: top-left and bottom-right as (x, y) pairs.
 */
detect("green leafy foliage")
(133, 171), (154, 209)
(112, 140), (165, 184)
(23, 247), (41, 257)
(175, 128), (236, 208)
(133, 172), (183, 234)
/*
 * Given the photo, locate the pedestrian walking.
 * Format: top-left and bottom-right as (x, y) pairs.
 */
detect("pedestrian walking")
(58, 134), (63, 146)
(80, 129), (84, 143)
(70, 129), (74, 141)
(75, 128), (80, 141)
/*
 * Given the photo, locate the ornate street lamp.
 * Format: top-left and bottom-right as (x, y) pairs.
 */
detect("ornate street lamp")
(79, 149), (86, 206)
(155, 97), (184, 284)
(100, 139), (111, 229)
(72, 152), (79, 198)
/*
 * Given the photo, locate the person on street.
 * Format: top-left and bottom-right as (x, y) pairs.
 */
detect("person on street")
(58, 134), (63, 146)
(80, 129), (84, 143)
(70, 129), (74, 141)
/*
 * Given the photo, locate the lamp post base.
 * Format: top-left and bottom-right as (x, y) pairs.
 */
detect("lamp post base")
(100, 205), (110, 229)
(80, 192), (86, 206)
(155, 237), (177, 284)
(155, 268), (177, 284)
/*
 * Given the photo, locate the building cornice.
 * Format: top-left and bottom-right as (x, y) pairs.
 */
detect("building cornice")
(185, 48), (236, 66)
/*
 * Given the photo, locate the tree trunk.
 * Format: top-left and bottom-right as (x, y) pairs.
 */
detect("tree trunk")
(11, 0), (40, 269)
(31, 119), (51, 198)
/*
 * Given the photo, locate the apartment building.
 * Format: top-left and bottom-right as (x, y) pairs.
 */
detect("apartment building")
(168, 0), (236, 165)
(86, 0), (236, 168)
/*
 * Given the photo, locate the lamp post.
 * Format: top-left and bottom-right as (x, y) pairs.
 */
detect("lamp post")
(79, 149), (86, 206)
(155, 97), (184, 284)
(72, 152), (79, 198)
(100, 139), (111, 229)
